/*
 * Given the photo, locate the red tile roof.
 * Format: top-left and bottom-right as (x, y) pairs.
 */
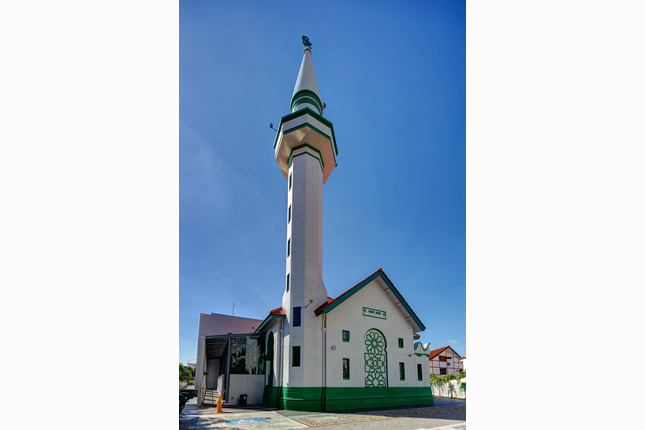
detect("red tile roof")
(413, 333), (421, 339)
(428, 346), (462, 360)
(254, 306), (286, 332)
(269, 306), (286, 316)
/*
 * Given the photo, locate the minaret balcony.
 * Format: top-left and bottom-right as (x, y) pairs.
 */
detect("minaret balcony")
(273, 107), (338, 184)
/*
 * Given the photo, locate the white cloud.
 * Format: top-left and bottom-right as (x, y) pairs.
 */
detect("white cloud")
(448, 339), (459, 344)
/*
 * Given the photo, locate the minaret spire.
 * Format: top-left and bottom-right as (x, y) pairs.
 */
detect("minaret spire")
(290, 46), (322, 115)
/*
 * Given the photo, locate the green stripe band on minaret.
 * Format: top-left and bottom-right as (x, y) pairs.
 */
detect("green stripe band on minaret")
(282, 123), (336, 164)
(289, 151), (324, 173)
(290, 90), (323, 114)
(288, 144), (325, 168)
(273, 107), (339, 158)
(292, 97), (322, 113)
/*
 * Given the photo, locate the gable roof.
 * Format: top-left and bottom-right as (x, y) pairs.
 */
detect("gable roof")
(314, 268), (425, 332)
(429, 346), (462, 360)
(254, 306), (286, 333)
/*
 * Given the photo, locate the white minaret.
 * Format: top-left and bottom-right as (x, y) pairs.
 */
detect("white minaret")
(273, 37), (338, 393)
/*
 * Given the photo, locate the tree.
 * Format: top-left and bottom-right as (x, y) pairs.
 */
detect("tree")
(179, 363), (193, 381)
(429, 372), (442, 395)
(446, 373), (458, 398)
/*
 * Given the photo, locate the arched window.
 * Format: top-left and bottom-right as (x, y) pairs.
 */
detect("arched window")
(364, 329), (388, 387)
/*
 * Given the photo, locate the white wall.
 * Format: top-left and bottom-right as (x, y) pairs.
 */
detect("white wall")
(432, 379), (466, 399)
(217, 374), (225, 392)
(324, 275), (430, 389)
(228, 375), (265, 405)
(206, 359), (220, 389)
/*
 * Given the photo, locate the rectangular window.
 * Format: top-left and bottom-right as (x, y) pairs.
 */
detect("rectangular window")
(440, 368), (447, 375)
(289, 173), (292, 190)
(439, 356), (447, 362)
(399, 363), (405, 380)
(292, 346), (300, 367)
(288, 205), (291, 223)
(343, 358), (350, 379)
(342, 330), (350, 342)
(286, 273), (289, 292)
(398, 338), (404, 348)
(293, 307), (301, 327)
(287, 239), (290, 257)
(417, 364), (423, 381)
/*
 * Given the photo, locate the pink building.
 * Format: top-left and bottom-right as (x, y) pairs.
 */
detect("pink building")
(429, 346), (464, 376)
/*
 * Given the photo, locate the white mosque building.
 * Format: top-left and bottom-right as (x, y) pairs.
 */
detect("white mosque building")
(195, 38), (433, 411)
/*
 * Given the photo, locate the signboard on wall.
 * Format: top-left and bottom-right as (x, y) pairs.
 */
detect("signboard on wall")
(363, 307), (387, 319)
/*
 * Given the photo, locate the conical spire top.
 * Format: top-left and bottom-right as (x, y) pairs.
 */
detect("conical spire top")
(290, 41), (323, 115)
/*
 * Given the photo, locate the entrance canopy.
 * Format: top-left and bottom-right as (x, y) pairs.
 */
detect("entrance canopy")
(198, 333), (265, 405)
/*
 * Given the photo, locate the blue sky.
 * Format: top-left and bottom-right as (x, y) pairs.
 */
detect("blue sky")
(179, 0), (465, 365)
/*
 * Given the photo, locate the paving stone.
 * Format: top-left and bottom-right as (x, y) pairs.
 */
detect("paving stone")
(180, 398), (466, 430)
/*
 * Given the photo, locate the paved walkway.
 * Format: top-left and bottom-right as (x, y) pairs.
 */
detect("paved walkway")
(180, 397), (465, 430)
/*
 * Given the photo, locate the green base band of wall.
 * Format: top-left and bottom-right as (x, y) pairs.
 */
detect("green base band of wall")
(263, 386), (433, 411)
(263, 386), (284, 409)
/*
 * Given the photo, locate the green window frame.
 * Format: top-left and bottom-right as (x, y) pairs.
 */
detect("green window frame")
(342, 330), (350, 342)
(286, 273), (289, 292)
(287, 239), (290, 257)
(288, 205), (291, 223)
(399, 362), (405, 380)
(398, 338), (404, 348)
(289, 173), (292, 190)
(293, 306), (301, 327)
(292, 346), (301, 367)
(342, 358), (350, 380)
(417, 364), (423, 381)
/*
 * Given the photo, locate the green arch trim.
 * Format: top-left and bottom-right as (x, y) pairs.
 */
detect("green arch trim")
(364, 327), (388, 349)
(267, 332), (275, 361)
(364, 328), (388, 388)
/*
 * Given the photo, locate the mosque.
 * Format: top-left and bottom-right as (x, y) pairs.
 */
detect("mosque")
(194, 38), (433, 411)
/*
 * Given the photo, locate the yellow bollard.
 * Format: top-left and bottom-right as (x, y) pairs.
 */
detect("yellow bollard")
(216, 394), (223, 413)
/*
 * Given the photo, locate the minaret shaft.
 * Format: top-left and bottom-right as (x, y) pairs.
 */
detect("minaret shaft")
(283, 152), (327, 311)
(281, 152), (326, 388)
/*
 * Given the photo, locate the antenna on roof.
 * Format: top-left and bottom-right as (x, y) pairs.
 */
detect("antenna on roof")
(232, 302), (235, 316)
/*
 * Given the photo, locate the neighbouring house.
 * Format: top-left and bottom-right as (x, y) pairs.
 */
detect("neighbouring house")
(429, 346), (464, 376)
